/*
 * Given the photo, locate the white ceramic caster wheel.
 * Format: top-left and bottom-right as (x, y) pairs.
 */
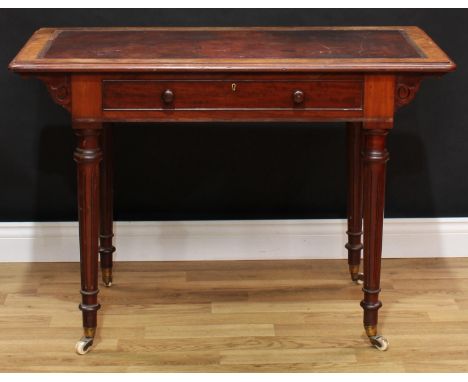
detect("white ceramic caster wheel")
(370, 335), (389, 351)
(75, 337), (93, 355)
(354, 273), (364, 285)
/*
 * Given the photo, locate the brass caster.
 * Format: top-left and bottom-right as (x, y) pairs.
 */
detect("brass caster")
(349, 265), (363, 284)
(75, 336), (94, 355)
(102, 268), (113, 287)
(369, 335), (389, 351)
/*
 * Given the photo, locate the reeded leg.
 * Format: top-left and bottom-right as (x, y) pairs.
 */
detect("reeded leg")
(346, 122), (364, 284)
(360, 127), (389, 351)
(74, 123), (102, 355)
(100, 124), (115, 287)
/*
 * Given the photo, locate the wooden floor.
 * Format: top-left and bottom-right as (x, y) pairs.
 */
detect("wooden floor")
(1, 258), (468, 372)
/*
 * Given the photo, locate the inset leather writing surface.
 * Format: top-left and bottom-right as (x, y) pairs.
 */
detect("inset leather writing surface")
(9, 27), (455, 73)
(43, 30), (423, 60)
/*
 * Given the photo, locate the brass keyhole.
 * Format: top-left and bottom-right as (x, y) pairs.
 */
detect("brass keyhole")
(231, 83), (237, 92)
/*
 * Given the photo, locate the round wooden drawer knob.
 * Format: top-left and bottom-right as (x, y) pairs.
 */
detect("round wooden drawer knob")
(162, 89), (174, 104)
(293, 90), (304, 104)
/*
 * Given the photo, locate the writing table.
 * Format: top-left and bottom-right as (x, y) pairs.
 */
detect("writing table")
(9, 26), (455, 354)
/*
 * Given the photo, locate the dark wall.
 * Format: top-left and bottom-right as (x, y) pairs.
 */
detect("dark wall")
(1, 9), (467, 221)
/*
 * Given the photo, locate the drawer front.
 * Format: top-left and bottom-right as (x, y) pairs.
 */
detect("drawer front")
(102, 79), (363, 111)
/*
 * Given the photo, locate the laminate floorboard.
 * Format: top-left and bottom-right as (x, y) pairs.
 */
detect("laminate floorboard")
(1, 258), (467, 372)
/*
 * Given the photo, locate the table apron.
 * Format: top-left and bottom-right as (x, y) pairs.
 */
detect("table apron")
(98, 109), (363, 123)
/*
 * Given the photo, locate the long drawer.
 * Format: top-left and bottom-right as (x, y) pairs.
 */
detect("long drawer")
(102, 79), (363, 111)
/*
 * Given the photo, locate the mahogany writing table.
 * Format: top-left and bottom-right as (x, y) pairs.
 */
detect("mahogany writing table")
(9, 27), (455, 354)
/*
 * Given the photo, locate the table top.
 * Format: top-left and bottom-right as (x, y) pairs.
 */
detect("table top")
(9, 26), (455, 73)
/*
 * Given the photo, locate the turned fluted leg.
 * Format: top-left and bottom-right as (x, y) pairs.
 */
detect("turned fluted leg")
(360, 127), (389, 351)
(74, 123), (102, 355)
(99, 124), (115, 287)
(346, 122), (364, 284)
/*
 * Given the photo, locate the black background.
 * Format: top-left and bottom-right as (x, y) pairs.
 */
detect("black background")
(0, 9), (467, 222)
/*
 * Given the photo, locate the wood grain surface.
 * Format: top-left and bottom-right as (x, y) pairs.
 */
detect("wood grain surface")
(1, 258), (468, 372)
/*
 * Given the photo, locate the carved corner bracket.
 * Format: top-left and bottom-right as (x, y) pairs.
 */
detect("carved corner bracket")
(395, 75), (422, 110)
(37, 74), (71, 111)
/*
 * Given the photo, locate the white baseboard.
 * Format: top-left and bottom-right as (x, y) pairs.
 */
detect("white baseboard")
(0, 218), (467, 262)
